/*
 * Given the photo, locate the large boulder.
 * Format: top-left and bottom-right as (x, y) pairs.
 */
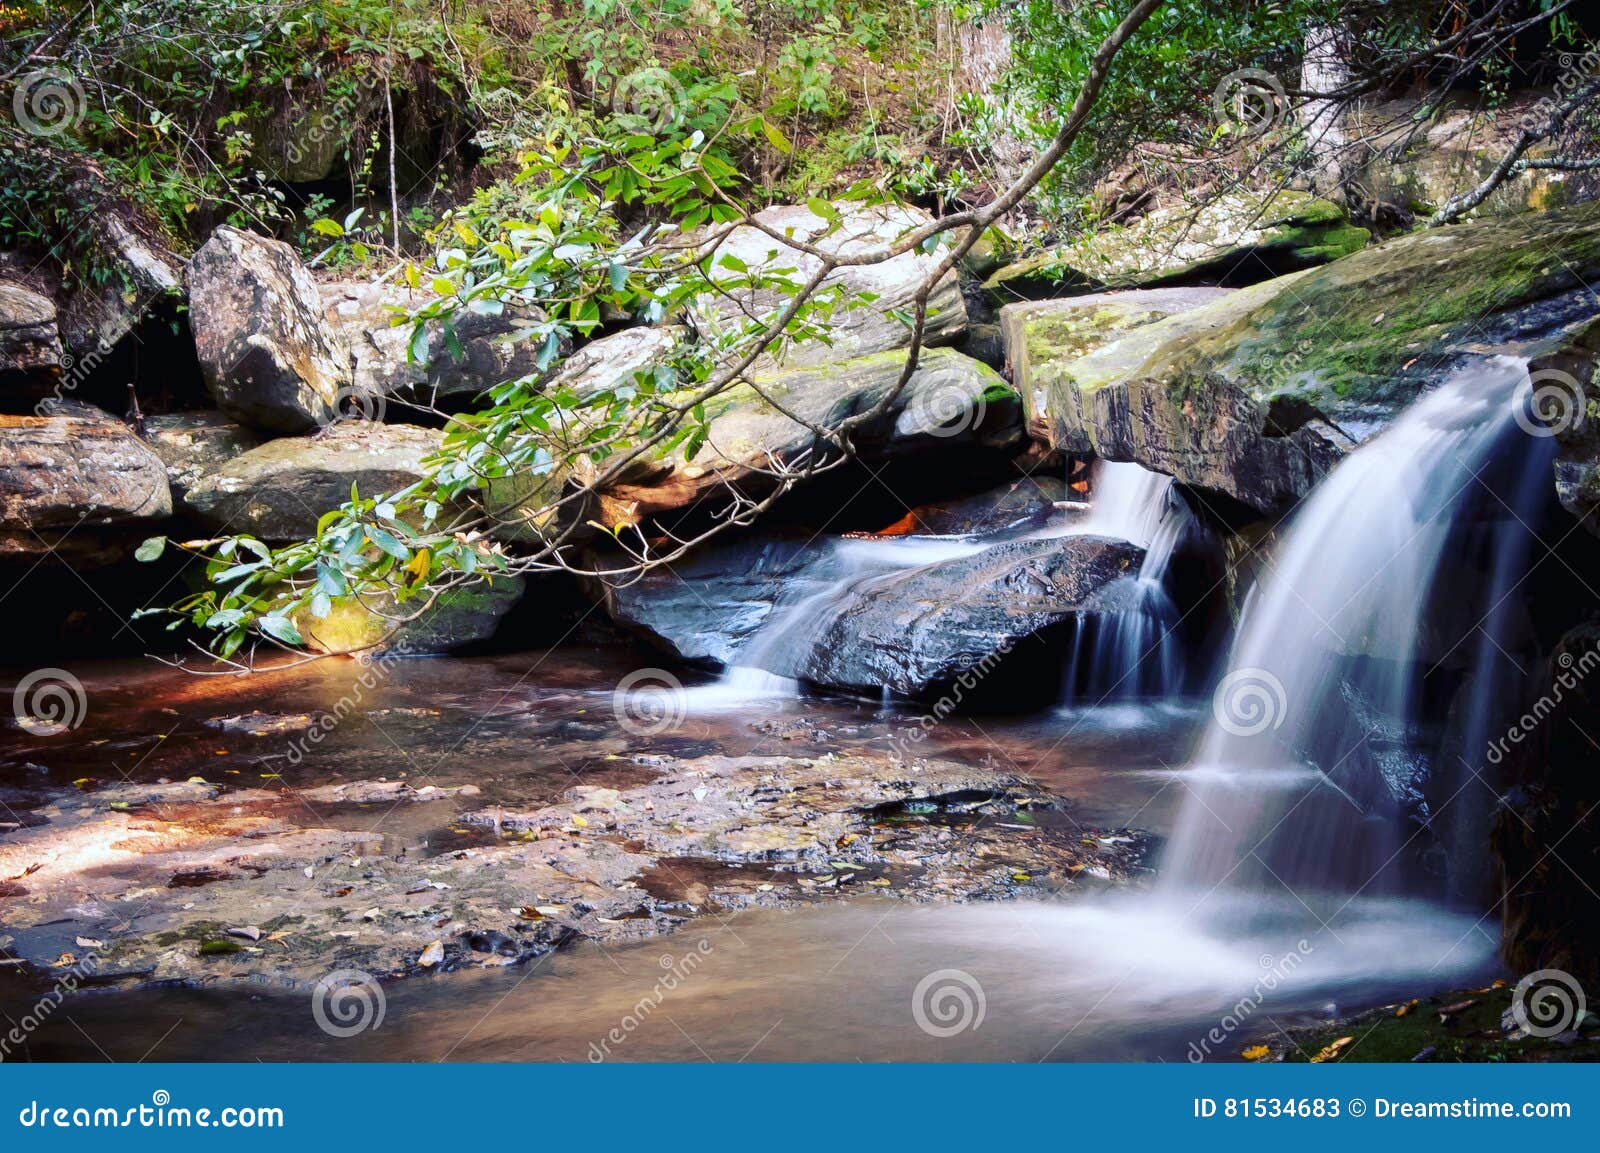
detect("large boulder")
(1034, 203), (1600, 512)
(983, 191), (1367, 303)
(143, 412), (264, 502)
(693, 202), (968, 368)
(188, 226), (352, 433)
(1000, 288), (1233, 441)
(321, 280), (561, 405)
(184, 422), (441, 540)
(1, 280), (62, 389)
(490, 344), (1020, 539)
(603, 529), (1143, 696)
(0, 400), (171, 566)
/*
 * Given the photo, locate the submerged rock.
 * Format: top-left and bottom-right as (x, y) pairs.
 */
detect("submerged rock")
(0, 401), (171, 566)
(183, 422), (442, 540)
(984, 191), (1366, 302)
(0, 745), (1143, 988)
(1032, 202), (1600, 511)
(188, 226), (352, 433)
(693, 201), (967, 367)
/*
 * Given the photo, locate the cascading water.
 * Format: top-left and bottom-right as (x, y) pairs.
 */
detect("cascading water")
(717, 534), (990, 697)
(1061, 462), (1191, 703)
(1161, 357), (1553, 903)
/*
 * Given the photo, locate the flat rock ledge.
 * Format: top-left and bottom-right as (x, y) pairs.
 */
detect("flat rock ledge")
(0, 752), (1148, 992)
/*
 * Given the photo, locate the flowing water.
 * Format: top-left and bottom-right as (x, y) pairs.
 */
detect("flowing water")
(3, 370), (1551, 1062)
(1162, 358), (1550, 903)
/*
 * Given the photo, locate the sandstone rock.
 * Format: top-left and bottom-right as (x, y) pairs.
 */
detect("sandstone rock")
(984, 191), (1367, 302)
(143, 412), (264, 501)
(1000, 287), (1233, 440)
(0, 400), (171, 565)
(290, 576), (526, 655)
(693, 202), (967, 367)
(0, 280), (62, 383)
(1034, 203), (1600, 512)
(321, 279), (562, 405)
(490, 344), (1019, 540)
(188, 226), (352, 432)
(184, 422), (441, 540)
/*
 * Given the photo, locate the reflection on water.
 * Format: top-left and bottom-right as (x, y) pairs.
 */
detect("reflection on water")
(0, 649), (1500, 1062)
(4, 895), (1496, 1062)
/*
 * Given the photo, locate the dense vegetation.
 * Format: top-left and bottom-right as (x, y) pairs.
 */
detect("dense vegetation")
(4, 0), (1594, 660)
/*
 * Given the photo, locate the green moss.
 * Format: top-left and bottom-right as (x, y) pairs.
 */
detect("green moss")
(1274, 982), (1600, 1063)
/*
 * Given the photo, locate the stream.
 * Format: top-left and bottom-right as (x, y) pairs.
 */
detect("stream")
(2, 649), (1498, 1062)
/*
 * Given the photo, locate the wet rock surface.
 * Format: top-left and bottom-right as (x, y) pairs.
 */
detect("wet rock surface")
(0, 749), (1146, 990)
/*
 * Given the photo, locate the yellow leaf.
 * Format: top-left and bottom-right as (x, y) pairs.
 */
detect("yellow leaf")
(1396, 998), (1419, 1017)
(572, 814), (589, 828)
(1242, 1044), (1270, 1061)
(1310, 1036), (1355, 1063)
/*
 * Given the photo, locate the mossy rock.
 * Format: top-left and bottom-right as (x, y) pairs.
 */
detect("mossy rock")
(983, 191), (1368, 303)
(292, 576), (526, 655)
(1037, 202), (1600, 511)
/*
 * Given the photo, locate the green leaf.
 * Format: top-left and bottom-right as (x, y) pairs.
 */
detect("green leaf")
(134, 536), (166, 562)
(760, 117), (793, 155)
(259, 615), (303, 646)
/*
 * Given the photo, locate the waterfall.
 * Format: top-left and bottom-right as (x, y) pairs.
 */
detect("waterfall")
(1161, 357), (1551, 902)
(1061, 462), (1190, 703)
(719, 535), (988, 696)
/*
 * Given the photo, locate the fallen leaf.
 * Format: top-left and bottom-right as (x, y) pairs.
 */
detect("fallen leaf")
(226, 926), (262, 942)
(74, 937), (105, 949)
(517, 906), (545, 920)
(1310, 1035), (1354, 1063)
(418, 941), (445, 968)
(1396, 998), (1420, 1017)
(1242, 1044), (1270, 1061)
